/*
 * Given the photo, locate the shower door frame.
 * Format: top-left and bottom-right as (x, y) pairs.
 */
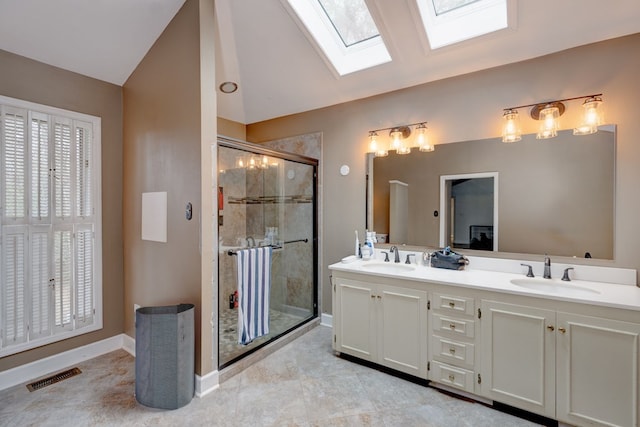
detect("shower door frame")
(217, 136), (319, 369)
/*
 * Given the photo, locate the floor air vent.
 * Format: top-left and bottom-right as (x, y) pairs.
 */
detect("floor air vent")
(26, 367), (82, 392)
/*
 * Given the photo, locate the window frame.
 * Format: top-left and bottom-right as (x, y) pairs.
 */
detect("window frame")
(0, 95), (102, 357)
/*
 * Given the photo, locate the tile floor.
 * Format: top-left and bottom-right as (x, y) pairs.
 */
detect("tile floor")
(219, 308), (307, 366)
(0, 326), (547, 426)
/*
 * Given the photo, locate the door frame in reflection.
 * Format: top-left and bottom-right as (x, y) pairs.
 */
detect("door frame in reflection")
(439, 172), (499, 251)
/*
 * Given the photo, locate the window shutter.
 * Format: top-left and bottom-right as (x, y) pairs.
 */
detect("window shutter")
(2, 107), (27, 220)
(75, 226), (94, 327)
(53, 118), (72, 220)
(75, 122), (93, 218)
(30, 112), (50, 221)
(53, 228), (73, 331)
(1, 227), (28, 347)
(30, 226), (52, 339)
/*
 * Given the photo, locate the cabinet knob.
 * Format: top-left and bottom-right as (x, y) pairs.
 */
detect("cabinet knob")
(448, 374), (455, 382)
(449, 301), (455, 308)
(559, 327), (566, 334)
(547, 325), (555, 332)
(377, 295), (382, 300)
(449, 347), (456, 354)
(371, 295), (375, 299)
(449, 323), (456, 330)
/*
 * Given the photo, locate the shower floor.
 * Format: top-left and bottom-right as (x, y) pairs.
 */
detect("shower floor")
(219, 307), (308, 366)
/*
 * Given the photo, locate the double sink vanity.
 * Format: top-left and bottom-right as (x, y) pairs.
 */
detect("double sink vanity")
(329, 251), (640, 427)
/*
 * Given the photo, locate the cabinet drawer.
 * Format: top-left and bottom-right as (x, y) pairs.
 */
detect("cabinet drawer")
(432, 314), (475, 338)
(430, 361), (475, 393)
(433, 293), (475, 316)
(431, 335), (474, 367)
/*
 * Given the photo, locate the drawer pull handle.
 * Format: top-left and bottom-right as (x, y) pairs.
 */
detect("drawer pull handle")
(547, 325), (555, 332)
(448, 374), (455, 382)
(449, 323), (456, 330)
(449, 348), (456, 354)
(449, 302), (455, 308)
(559, 327), (566, 334)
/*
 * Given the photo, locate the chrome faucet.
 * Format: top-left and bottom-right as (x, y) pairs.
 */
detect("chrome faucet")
(543, 254), (551, 279)
(389, 246), (401, 263)
(246, 236), (256, 247)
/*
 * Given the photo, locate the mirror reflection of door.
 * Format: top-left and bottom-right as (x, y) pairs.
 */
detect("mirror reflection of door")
(440, 172), (498, 251)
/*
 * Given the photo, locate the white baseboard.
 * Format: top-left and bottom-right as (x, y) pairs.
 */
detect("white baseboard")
(122, 333), (135, 357)
(196, 370), (219, 397)
(321, 312), (332, 327)
(0, 334), (124, 391)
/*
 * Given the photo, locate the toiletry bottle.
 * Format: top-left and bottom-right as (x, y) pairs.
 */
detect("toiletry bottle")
(355, 230), (360, 257)
(363, 231), (375, 260)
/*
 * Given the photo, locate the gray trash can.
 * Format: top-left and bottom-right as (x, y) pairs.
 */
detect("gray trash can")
(135, 303), (195, 409)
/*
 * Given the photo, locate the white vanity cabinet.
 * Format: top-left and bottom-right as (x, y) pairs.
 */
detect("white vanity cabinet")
(428, 292), (478, 393)
(481, 301), (640, 426)
(556, 312), (640, 427)
(480, 300), (556, 418)
(332, 276), (428, 378)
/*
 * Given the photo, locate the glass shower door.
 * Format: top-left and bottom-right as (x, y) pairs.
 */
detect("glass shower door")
(217, 140), (317, 368)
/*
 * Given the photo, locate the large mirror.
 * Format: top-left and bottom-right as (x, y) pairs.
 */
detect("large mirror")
(367, 126), (615, 259)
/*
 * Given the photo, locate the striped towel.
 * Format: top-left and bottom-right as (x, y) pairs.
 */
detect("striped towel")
(236, 246), (273, 345)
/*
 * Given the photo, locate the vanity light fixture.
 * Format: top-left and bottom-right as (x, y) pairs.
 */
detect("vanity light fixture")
(574, 96), (604, 135)
(501, 109), (521, 143)
(367, 122), (430, 156)
(501, 94), (604, 142)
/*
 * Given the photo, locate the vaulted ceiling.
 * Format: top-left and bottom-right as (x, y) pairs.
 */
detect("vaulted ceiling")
(2, 1), (639, 124)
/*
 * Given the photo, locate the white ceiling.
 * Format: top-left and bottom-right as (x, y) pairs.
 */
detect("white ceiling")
(2, 0), (639, 125)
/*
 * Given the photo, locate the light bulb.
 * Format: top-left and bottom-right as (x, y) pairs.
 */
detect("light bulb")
(415, 124), (434, 152)
(536, 105), (560, 139)
(574, 96), (604, 135)
(369, 131), (387, 157)
(502, 109), (522, 143)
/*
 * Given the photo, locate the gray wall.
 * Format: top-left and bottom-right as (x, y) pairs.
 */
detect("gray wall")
(247, 33), (640, 314)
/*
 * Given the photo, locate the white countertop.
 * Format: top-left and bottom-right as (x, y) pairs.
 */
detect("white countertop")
(329, 256), (640, 312)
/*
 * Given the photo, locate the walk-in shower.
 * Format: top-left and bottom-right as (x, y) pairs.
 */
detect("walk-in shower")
(217, 137), (318, 368)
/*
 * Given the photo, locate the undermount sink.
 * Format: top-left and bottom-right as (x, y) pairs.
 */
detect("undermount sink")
(361, 262), (416, 274)
(510, 278), (601, 297)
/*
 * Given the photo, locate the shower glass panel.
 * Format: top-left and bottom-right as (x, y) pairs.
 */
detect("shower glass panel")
(217, 138), (318, 368)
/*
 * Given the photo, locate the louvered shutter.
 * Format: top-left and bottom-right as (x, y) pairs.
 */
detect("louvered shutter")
(53, 118), (72, 221)
(75, 122), (92, 219)
(1, 227), (28, 347)
(30, 112), (50, 221)
(30, 226), (52, 338)
(53, 228), (73, 331)
(75, 226), (93, 327)
(2, 107), (27, 221)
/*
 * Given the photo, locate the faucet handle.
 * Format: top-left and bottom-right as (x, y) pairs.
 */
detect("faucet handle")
(405, 254), (415, 264)
(382, 251), (390, 262)
(521, 263), (535, 278)
(562, 267), (574, 282)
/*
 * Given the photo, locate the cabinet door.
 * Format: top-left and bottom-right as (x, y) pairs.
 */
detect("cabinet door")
(334, 278), (377, 362)
(557, 312), (640, 427)
(378, 285), (428, 378)
(480, 300), (556, 418)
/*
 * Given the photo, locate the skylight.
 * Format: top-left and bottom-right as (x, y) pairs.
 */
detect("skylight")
(284, 0), (391, 76)
(416, 0), (509, 49)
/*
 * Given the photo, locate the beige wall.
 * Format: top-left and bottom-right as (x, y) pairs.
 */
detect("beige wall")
(123, 0), (216, 375)
(218, 117), (246, 140)
(0, 51), (123, 370)
(247, 34), (640, 314)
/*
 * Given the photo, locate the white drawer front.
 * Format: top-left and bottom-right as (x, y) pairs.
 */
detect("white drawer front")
(430, 361), (475, 393)
(432, 314), (475, 338)
(432, 335), (474, 367)
(433, 293), (475, 316)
